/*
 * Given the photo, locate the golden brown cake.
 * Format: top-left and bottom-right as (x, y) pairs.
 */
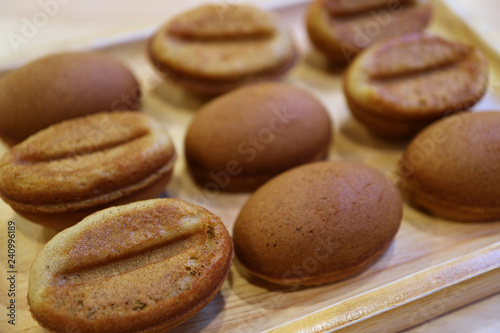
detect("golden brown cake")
(233, 160), (402, 286)
(343, 33), (488, 139)
(28, 198), (234, 333)
(0, 52), (141, 144)
(306, 0), (432, 65)
(148, 4), (297, 95)
(0, 111), (176, 229)
(184, 82), (332, 192)
(398, 111), (500, 222)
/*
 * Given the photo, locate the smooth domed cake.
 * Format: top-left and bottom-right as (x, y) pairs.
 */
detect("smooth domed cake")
(0, 51), (140, 144)
(398, 111), (500, 221)
(233, 160), (402, 286)
(185, 82), (332, 192)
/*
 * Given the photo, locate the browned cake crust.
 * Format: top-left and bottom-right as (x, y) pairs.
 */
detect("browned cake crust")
(306, 0), (432, 65)
(398, 111), (500, 221)
(0, 52), (141, 144)
(343, 33), (489, 139)
(233, 160), (403, 286)
(0, 111), (176, 229)
(148, 4), (298, 95)
(28, 198), (234, 333)
(184, 82), (333, 192)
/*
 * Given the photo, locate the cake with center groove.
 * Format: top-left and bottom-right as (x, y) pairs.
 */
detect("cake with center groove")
(28, 198), (233, 333)
(0, 111), (176, 229)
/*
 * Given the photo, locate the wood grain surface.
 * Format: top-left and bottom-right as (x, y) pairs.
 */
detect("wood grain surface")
(1, 1), (499, 332)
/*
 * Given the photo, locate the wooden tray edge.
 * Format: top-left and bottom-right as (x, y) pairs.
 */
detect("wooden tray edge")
(268, 241), (500, 333)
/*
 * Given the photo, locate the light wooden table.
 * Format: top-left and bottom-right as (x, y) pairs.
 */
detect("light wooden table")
(403, 292), (500, 332)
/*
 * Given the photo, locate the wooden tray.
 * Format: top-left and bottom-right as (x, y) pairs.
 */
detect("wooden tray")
(1, 1), (499, 332)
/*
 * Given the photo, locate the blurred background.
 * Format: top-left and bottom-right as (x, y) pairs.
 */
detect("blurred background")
(1, 0), (499, 72)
